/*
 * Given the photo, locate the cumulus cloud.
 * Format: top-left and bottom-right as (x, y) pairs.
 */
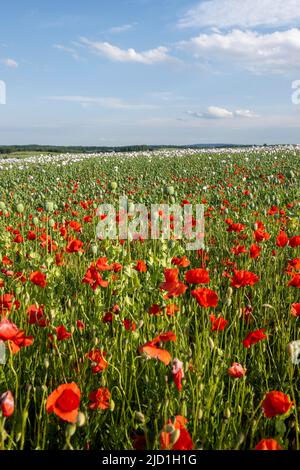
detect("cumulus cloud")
(178, 0), (300, 29)
(80, 37), (174, 64)
(187, 106), (258, 119)
(2, 58), (18, 68)
(179, 28), (300, 73)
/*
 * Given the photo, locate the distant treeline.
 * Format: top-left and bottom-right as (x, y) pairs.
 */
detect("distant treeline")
(0, 143), (252, 154)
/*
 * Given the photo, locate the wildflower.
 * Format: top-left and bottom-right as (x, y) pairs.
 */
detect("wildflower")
(172, 358), (184, 391)
(228, 362), (247, 378)
(185, 268), (210, 284)
(243, 328), (267, 348)
(30, 271), (47, 288)
(46, 382), (81, 423)
(255, 439), (282, 450)
(261, 391), (293, 418)
(89, 387), (110, 410)
(191, 287), (218, 308)
(0, 391), (14, 417)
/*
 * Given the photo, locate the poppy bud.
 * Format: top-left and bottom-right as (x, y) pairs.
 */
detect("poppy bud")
(110, 182), (118, 191)
(16, 203), (24, 214)
(134, 411), (145, 423)
(33, 217), (39, 226)
(44, 357), (50, 369)
(0, 391), (14, 417)
(208, 337), (214, 350)
(110, 399), (115, 411)
(0, 201), (6, 211)
(224, 408), (231, 419)
(76, 412), (86, 427)
(45, 201), (54, 212)
(165, 186), (175, 196)
(91, 245), (98, 255)
(48, 218), (55, 228)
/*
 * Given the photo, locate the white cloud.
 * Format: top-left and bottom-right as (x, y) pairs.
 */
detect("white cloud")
(107, 23), (136, 34)
(235, 109), (259, 118)
(179, 28), (300, 73)
(178, 0), (300, 29)
(80, 37), (173, 64)
(187, 106), (258, 119)
(53, 44), (80, 60)
(2, 58), (18, 68)
(45, 95), (156, 110)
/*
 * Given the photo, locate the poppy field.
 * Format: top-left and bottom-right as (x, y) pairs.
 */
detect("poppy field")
(0, 146), (299, 451)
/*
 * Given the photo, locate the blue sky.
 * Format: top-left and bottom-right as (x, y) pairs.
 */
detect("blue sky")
(0, 0), (300, 145)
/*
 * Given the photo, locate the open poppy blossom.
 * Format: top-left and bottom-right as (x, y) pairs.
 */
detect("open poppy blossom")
(261, 391), (293, 418)
(160, 268), (187, 298)
(139, 331), (176, 366)
(46, 382), (81, 423)
(243, 328), (267, 348)
(291, 303), (300, 317)
(191, 287), (218, 308)
(86, 349), (108, 373)
(230, 270), (259, 288)
(89, 387), (111, 410)
(185, 268), (210, 284)
(255, 439), (282, 450)
(29, 271), (47, 288)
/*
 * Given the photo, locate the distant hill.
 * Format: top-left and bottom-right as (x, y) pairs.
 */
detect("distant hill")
(0, 143), (254, 155)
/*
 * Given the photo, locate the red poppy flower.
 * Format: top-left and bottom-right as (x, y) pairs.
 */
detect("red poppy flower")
(9, 330), (34, 354)
(262, 391), (293, 418)
(55, 325), (72, 341)
(255, 439), (282, 450)
(0, 317), (19, 341)
(149, 304), (162, 315)
(291, 303), (300, 317)
(96, 257), (112, 271)
(30, 271), (47, 288)
(89, 387), (110, 410)
(289, 236), (300, 248)
(0, 391), (14, 417)
(165, 304), (179, 316)
(82, 263), (108, 290)
(66, 239), (84, 253)
(230, 270), (259, 288)
(160, 268), (187, 298)
(209, 314), (228, 331)
(46, 382), (81, 423)
(27, 304), (48, 327)
(228, 362), (247, 378)
(243, 328), (267, 348)
(254, 229), (270, 243)
(134, 260), (147, 272)
(86, 349), (108, 373)
(191, 287), (218, 308)
(288, 274), (300, 288)
(172, 358), (184, 391)
(160, 416), (193, 450)
(276, 231), (289, 248)
(123, 319), (136, 331)
(249, 244), (261, 259)
(139, 331), (176, 366)
(185, 268), (210, 284)
(171, 256), (190, 268)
